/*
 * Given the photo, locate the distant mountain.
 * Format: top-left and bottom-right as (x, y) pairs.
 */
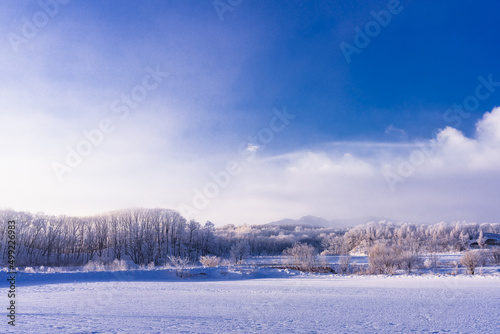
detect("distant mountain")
(267, 215), (392, 228)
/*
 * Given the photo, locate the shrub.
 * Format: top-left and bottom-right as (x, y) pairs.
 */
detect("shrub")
(368, 243), (400, 275)
(283, 242), (318, 271)
(338, 255), (351, 274)
(83, 260), (106, 272)
(489, 248), (500, 265)
(200, 255), (221, 267)
(168, 255), (190, 277)
(109, 259), (128, 271)
(460, 250), (483, 275)
(399, 251), (421, 274)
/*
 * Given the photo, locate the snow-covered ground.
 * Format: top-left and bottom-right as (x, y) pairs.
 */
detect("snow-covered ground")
(2, 268), (499, 333)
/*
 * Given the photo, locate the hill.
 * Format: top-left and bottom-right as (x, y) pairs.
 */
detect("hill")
(267, 215), (392, 228)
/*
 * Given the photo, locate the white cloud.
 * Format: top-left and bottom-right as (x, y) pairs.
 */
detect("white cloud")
(191, 108), (500, 225)
(385, 124), (406, 138)
(2, 107), (500, 225)
(1, 3), (499, 226)
(245, 143), (260, 153)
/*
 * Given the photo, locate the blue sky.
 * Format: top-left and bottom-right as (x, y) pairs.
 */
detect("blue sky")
(1, 0), (500, 225)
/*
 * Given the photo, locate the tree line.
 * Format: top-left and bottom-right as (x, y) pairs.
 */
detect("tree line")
(0, 208), (498, 268)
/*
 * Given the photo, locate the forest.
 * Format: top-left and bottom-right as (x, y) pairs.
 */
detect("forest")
(1, 208), (499, 268)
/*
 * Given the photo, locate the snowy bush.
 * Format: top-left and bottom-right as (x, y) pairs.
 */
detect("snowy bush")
(489, 248), (500, 265)
(168, 255), (190, 277)
(399, 251), (421, 274)
(338, 255), (351, 274)
(108, 259), (128, 271)
(478, 250), (489, 267)
(451, 261), (459, 275)
(83, 261), (106, 272)
(200, 255), (221, 267)
(368, 243), (400, 275)
(24, 267), (36, 273)
(220, 259), (232, 267)
(460, 250), (483, 275)
(283, 242), (318, 271)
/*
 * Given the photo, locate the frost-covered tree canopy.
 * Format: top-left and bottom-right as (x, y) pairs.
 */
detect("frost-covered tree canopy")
(1, 208), (498, 267)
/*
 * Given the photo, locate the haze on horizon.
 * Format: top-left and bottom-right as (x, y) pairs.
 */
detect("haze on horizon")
(1, 0), (500, 226)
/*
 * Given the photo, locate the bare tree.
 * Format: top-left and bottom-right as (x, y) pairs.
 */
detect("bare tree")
(187, 220), (201, 261)
(338, 254), (351, 274)
(368, 243), (400, 275)
(230, 240), (250, 264)
(489, 248), (500, 265)
(460, 250), (483, 275)
(321, 235), (348, 255)
(476, 230), (486, 249)
(168, 255), (190, 277)
(399, 251), (421, 274)
(283, 242), (317, 271)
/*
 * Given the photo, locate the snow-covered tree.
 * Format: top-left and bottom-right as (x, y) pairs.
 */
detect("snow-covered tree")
(477, 230), (486, 249)
(460, 250), (483, 275)
(230, 240), (250, 264)
(283, 242), (317, 271)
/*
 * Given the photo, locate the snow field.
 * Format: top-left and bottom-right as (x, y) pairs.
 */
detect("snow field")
(1, 271), (499, 333)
